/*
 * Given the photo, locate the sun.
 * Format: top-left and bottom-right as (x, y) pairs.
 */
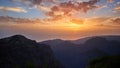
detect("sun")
(66, 22), (82, 30)
(69, 23), (80, 27)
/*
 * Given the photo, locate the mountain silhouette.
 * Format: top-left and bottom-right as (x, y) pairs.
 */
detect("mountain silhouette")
(71, 35), (120, 44)
(0, 35), (64, 68)
(40, 36), (120, 68)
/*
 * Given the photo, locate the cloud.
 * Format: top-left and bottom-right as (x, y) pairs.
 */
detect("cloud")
(85, 17), (120, 27)
(8, 0), (116, 22)
(47, 0), (100, 19)
(38, 5), (51, 12)
(117, 2), (120, 5)
(108, 0), (114, 3)
(85, 17), (110, 25)
(92, 17), (120, 25)
(11, 0), (55, 7)
(0, 16), (43, 24)
(10, 0), (56, 12)
(10, 0), (102, 20)
(0, 6), (27, 13)
(113, 6), (120, 14)
(114, 6), (120, 11)
(11, 0), (42, 7)
(96, 5), (108, 9)
(109, 17), (120, 24)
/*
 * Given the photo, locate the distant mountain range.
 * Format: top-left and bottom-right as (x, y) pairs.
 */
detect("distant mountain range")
(0, 35), (120, 68)
(0, 35), (64, 68)
(71, 35), (120, 44)
(40, 35), (120, 68)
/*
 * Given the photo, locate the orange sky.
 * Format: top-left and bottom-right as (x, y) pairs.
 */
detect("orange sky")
(0, 19), (120, 41)
(0, 0), (120, 41)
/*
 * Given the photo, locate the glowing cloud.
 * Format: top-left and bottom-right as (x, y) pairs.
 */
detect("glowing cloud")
(0, 6), (27, 13)
(38, 5), (51, 12)
(109, 18), (120, 24)
(114, 6), (120, 11)
(47, 0), (100, 19)
(108, 0), (114, 3)
(113, 6), (120, 14)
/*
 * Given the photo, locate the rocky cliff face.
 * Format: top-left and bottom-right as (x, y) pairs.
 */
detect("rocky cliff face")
(0, 35), (64, 68)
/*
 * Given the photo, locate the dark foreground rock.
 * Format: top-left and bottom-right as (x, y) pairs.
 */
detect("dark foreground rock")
(0, 35), (64, 68)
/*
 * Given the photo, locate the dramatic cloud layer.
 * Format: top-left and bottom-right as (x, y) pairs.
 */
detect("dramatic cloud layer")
(0, 6), (27, 13)
(9, 0), (101, 19)
(47, 0), (100, 19)
(8, 0), (119, 19)
(1, 0), (119, 24)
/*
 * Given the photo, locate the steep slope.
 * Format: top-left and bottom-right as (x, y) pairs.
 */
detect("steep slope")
(0, 35), (64, 68)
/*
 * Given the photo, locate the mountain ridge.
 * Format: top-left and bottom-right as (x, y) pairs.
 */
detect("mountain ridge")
(0, 35), (64, 68)
(40, 35), (120, 68)
(41, 35), (120, 44)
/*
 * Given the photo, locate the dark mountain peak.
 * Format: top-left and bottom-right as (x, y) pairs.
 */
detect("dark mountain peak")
(0, 35), (36, 45)
(0, 35), (64, 68)
(10, 35), (28, 41)
(11, 35), (27, 39)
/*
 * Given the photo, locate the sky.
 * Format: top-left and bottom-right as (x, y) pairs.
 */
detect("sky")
(0, 0), (120, 41)
(0, 0), (119, 18)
